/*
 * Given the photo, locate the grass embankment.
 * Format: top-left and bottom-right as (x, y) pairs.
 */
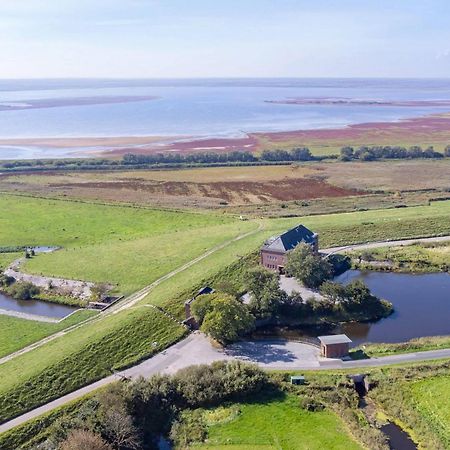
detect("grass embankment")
(355, 336), (450, 358)
(0, 194), (255, 295)
(195, 394), (363, 450)
(352, 241), (450, 273)
(370, 361), (450, 449)
(410, 375), (450, 446)
(0, 307), (187, 423)
(0, 310), (98, 359)
(0, 200), (449, 423)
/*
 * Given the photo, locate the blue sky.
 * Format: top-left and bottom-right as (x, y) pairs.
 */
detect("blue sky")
(1, 0), (450, 78)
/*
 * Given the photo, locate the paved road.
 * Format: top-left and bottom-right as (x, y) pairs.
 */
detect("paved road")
(1, 333), (450, 434)
(322, 235), (450, 255)
(1, 233), (449, 431)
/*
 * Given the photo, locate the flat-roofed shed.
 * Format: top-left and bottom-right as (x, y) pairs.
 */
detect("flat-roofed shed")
(318, 334), (352, 358)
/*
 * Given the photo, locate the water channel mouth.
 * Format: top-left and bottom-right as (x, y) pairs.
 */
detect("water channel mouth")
(351, 375), (417, 450)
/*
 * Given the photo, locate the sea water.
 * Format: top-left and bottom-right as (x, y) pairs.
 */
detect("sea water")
(1, 78), (450, 159)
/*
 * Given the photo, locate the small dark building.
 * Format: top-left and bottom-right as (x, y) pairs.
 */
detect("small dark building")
(260, 224), (319, 273)
(318, 334), (352, 358)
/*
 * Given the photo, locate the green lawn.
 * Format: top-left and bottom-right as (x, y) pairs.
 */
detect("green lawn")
(195, 395), (362, 450)
(0, 252), (21, 270)
(0, 198), (449, 423)
(0, 310), (98, 359)
(0, 195), (255, 294)
(351, 241), (450, 272)
(410, 376), (450, 446)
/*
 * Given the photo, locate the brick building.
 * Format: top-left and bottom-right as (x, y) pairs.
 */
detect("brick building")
(318, 334), (352, 358)
(260, 224), (318, 273)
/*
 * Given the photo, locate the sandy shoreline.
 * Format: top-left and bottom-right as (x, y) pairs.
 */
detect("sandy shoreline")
(0, 95), (158, 112)
(1, 111), (450, 158)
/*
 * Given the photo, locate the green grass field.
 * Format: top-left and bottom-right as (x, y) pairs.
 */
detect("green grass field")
(0, 195), (255, 295)
(410, 376), (450, 446)
(351, 241), (450, 272)
(194, 394), (362, 450)
(0, 252), (21, 270)
(0, 196), (449, 423)
(0, 310), (97, 359)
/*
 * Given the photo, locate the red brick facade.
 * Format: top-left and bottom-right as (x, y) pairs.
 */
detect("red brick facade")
(320, 342), (350, 358)
(260, 225), (319, 272)
(260, 249), (287, 272)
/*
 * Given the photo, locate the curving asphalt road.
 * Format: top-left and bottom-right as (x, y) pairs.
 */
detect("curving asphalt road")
(1, 332), (450, 434)
(1, 234), (449, 433)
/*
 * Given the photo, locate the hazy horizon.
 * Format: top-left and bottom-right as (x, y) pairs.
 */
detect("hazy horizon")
(1, 1), (450, 79)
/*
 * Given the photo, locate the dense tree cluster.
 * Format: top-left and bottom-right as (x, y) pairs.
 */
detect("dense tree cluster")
(39, 361), (269, 450)
(191, 293), (255, 343)
(285, 243), (333, 288)
(123, 147), (315, 166)
(259, 147), (314, 161)
(320, 280), (392, 316)
(122, 150), (258, 165)
(340, 145), (444, 161)
(279, 280), (392, 321)
(244, 266), (286, 318)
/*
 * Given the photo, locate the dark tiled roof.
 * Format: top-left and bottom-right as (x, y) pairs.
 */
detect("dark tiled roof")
(263, 225), (316, 252)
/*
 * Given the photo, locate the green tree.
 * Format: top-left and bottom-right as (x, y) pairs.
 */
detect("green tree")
(200, 294), (255, 344)
(245, 266), (285, 318)
(320, 280), (348, 304)
(191, 293), (218, 324)
(285, 243), (332, 288)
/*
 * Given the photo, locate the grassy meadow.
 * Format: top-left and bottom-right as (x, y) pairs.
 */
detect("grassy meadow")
(0, 310), (97, 359)
(195, 395), (362, 450)
(2, 160), (449, 214)
(352, 241), (450, 272)
(410, 376), (450, 446)
(0, 194), (256, 294)
(0, 252), (21, 270)
(0, 194), (449, 424)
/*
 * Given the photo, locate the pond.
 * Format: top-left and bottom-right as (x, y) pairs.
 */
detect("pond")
(0, 291), (78, 319)
(257, 270), (450, 346)
(334, 270), (450, 345)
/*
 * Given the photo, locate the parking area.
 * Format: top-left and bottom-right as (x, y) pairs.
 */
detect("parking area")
(279, 275), (324, 301)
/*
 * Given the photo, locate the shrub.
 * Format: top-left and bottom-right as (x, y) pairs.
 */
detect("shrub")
(169, 409), (207, 448)
(299, 396), (325, 412)
(60, 429), (113, 450)
(7, 281), (40, 300)
(173, 360), (269, 408)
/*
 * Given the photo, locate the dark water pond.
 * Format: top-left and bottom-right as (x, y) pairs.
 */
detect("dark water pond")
(0, 291), (78, 319)
(257, 270), (450, 345)
(334, 270), (450, 345)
